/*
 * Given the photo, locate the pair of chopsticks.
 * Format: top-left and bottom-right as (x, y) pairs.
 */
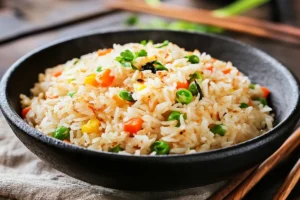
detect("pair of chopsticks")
(108, 0), (300, 45)
(210, 128), (300, 200)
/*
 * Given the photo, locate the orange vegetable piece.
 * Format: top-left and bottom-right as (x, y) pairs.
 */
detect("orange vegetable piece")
(63, 140), (70, 144)
(47, 95), (58, 99)
(176, 82), (189, 89)
(99, 69), (114, 87)
(22, 107), (31, 118)
(261, 86), (270, 98)
(53, 71), (62, 77)
(222, 68), (231, 74)
(98, 48), (112, 56)
(207, 66), (213, 71)
(123, 118), (143, 135)
(113, 95), (127, 107)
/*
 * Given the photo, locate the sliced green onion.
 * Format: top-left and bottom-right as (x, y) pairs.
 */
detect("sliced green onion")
(176, 89), (193, 104)
(53, 126), (70, 140)
(189, 71), (203, 83)
(194, 80), (203, 100)
(185, 55), (200, 64)
(210, 124), (226, 136)
(153, 61), (168, 71)
(155, 40), (169, 48)
(68, 92), (76, 97)
(119, 90), (135, 102)
(254, 98), (267, 106)
(240, 103), (249, 108)
(109, 145), (124, 153)
(249, 83), (255, 89)
(151, 141), (170, 155)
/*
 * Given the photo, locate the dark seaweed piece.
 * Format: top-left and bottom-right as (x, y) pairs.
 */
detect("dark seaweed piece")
(194, 80), (203, 100)
(142, 62), (156, 73)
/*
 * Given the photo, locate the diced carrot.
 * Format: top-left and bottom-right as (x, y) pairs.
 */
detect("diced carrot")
(211, 58), (216, 63)
(176, 82), (189, 89)
(63, 140), (70, 144)
(99, 69), (114, 87)
(97, 48), (112, 56)
(22, 107), (31, 118)
(222, 68), (231, 74)
(88, 104), (103, 112)
(261, 86), (270, 98)
(47, 95), (58, 99)
(123, 118), (143, 135)
(207, 66), (213, 71)
(53, 71), (62, 77)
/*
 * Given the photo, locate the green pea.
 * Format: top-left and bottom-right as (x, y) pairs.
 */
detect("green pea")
(210, 124), (226, 136)
(188, 82), (198, 96)
(140, 40), (147, 45)
(185, 55), (200, 64)
(167, 111), (187, 127)
(68, 92), (76, 97)
(189, 72), (203, 83)
(109, 145), (124, 153)
(176, 89), (193, 104)
(240, 103), (249, 108)
(119, 90), (135, 102)
(96, 66), (102, 72)
(151, 141), (170, 155)
(53, 126), (70, 140)
(254, 98), (267, 107)
(249, 83), (255, 89)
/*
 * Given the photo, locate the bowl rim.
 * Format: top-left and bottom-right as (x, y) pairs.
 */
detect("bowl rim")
(1, 29), (300, 161)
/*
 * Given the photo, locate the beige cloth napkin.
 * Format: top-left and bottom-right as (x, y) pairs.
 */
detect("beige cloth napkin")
(0, 117), (224, 200)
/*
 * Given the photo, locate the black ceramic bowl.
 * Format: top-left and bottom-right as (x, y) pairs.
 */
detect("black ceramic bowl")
(1, 30), (299, 191)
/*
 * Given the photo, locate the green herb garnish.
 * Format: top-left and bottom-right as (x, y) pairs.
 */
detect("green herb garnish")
(153, 61), (168, 71)
(109, 145), (124, 153)
(68, 92), (76, 97)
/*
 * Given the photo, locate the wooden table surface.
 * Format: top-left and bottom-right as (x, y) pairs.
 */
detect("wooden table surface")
(0, 0), (300, 199)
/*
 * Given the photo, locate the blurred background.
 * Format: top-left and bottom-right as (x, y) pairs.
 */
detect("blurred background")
(0, 0), (299, 80)
(0, 0), (299, 199)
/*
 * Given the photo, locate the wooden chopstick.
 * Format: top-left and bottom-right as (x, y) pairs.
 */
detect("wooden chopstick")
(108, 0), (300, 45)
(223, 128), (300, 200)
(273, 158), (300, 200)
(209, 166), (257, 200)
